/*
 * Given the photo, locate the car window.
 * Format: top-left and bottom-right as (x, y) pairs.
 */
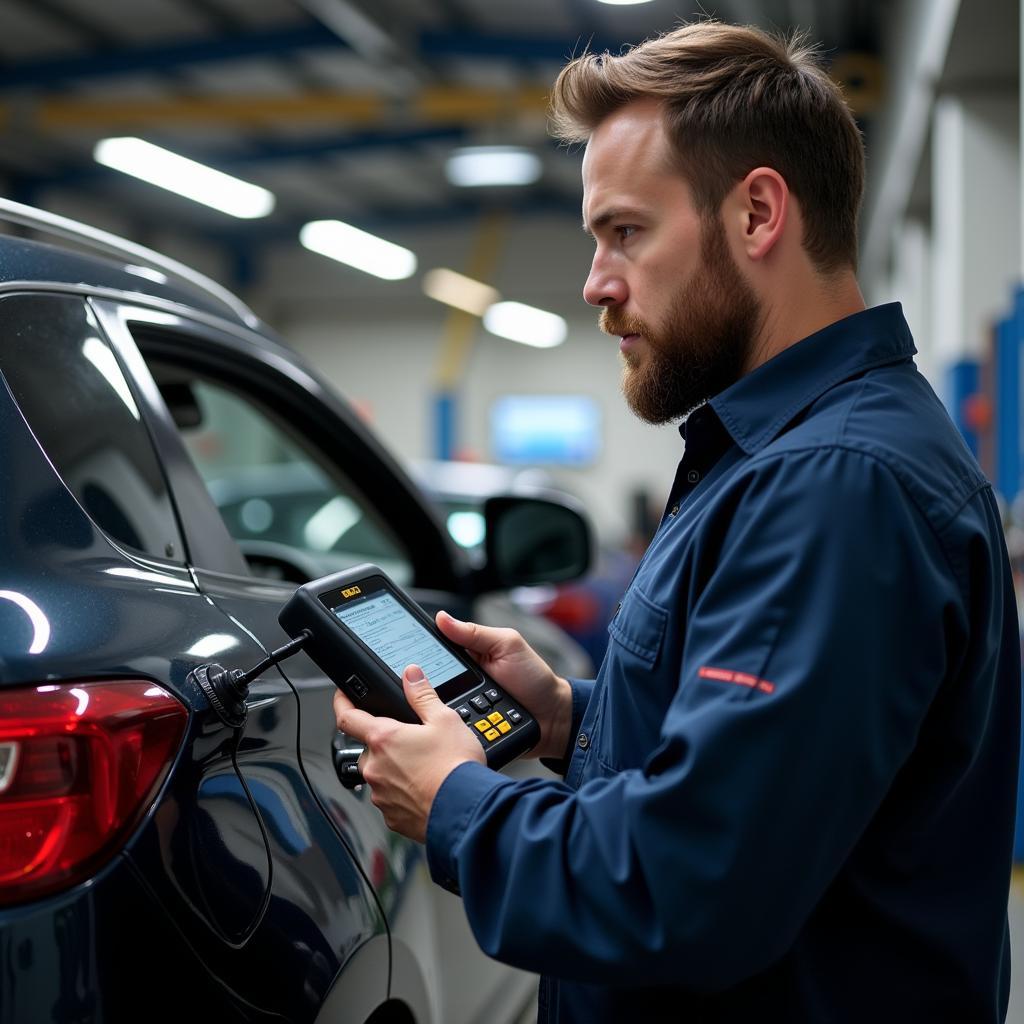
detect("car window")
(0, 294), (184, 561)
(160, 374), (414, 585)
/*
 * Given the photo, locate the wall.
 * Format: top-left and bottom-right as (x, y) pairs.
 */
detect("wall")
(281, 307), (685, 545)
(259, 215), (688, 545)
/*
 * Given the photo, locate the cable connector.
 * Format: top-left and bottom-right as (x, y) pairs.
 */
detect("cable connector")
(188, 630), (311, 729)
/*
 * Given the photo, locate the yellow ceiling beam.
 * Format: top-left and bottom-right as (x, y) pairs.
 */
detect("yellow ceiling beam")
(38, 94), (386, 128)
(30, 87), (552, 130)
(417, 86), (550, 121)
(435, 212), (507, 391)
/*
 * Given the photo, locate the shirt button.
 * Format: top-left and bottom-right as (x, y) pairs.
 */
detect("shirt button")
(687, 469), (700, 483)
(669, 504), (679, 517)
(577, 733), (590, 750)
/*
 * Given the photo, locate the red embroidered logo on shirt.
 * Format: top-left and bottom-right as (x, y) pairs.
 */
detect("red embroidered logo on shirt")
(698, 666), (775, 694)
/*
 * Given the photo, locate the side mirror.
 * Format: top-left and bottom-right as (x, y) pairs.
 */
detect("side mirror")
(480, 494), (593, 590)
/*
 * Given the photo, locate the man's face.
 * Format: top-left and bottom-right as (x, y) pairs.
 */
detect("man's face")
(581, 99), (761, 423)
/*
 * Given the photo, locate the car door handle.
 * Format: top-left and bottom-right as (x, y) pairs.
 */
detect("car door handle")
(333, 737), (365, 789)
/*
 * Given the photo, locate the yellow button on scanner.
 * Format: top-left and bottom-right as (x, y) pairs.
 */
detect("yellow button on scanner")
(487, 711), (503, 725)
(497, 721), (512, 734)
(474, 720), (491, 733)
(484, 728), (500, 742)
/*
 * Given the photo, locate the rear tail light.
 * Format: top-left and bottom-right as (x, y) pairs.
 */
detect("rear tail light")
(0, 680), (188, 907)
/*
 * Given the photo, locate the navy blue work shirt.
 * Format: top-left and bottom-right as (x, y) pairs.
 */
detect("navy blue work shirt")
(426, 304), (1021, 1022)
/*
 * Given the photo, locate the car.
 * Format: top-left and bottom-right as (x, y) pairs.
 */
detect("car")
(0, 200), (592, 1024)
(409, 459), (632, 670)
(408, 459), (595, 680)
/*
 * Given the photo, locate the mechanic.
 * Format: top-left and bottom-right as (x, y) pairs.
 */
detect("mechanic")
(336, 21), (1021, 1022)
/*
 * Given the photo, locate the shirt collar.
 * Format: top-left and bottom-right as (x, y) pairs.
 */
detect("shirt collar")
(700, 303), (916, 455)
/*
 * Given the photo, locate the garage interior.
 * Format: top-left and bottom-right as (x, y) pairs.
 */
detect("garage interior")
(2, 0), (1023, 1020)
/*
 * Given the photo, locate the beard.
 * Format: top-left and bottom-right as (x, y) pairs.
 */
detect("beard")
(600, 216), (762, 424)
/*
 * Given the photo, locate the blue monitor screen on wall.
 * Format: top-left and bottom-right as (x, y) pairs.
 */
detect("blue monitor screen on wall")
(490, 395), (601, 466)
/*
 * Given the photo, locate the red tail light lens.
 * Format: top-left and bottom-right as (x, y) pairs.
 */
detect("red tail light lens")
(0, 680), (188, 906)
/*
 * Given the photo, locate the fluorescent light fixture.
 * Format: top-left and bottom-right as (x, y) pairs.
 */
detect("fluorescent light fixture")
(300, 219), (417, 280)
(423, 268), (500, 316)
(484, 301), (567, 348)
(94, 137), (275, 219)
(446, 146), (542, 188)
(596, 0), (655, 4)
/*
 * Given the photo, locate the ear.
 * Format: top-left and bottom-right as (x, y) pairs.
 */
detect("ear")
(735, 167), (788, 262)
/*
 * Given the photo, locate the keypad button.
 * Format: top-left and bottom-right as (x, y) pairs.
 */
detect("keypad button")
(455, 705), (472, 721)
(474, 720), (491, 733)
(497, 721), (512, 734)
(484, 728), (500, 742)
(506, 708), (523, 725)
(483, 687), (502, 704)
(487, 711), (503, 725)
(470, 694), (490, 713)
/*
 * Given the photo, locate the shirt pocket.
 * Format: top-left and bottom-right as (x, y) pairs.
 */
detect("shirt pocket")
(595, 585), (671, 773)
(607, 585), (668, 666)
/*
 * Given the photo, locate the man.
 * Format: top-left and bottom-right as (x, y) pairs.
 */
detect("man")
(337, 22), (1020, 1022)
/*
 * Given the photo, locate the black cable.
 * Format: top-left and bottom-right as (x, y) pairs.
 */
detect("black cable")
(235, 629), (311, 687)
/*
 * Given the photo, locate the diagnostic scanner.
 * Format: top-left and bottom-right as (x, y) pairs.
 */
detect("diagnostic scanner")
(279, 564), (540, 770)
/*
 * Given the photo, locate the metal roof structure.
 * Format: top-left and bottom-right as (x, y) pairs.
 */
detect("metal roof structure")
(0, 0), (885, 301)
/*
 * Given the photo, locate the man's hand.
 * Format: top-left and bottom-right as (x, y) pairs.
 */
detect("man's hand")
(334, 665), (484, 842)
(435, 611), (574, 761)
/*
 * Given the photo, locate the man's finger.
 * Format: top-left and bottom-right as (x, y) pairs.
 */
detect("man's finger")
(402, 664), (447, 724)
(336, 705), (378, 741)
(333, 688), (356, 714)
(436, 610), (489, 652)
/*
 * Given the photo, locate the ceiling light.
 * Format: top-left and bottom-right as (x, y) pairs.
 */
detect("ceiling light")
(596, 0), (655, 4)
(446, 146), (542, 188)
(300, 220), (417, 280)
(483, 302), (567, 348)
(93, 137), (275, 219)
(423, 268), (500, 316)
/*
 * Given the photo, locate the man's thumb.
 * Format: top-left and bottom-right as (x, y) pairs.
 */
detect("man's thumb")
(403, 665), (441, 722)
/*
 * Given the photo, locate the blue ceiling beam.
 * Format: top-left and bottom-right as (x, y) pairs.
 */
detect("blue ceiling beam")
(0, 23), (344, 90)
(0, 27), (629, 92)
(217, 126), (470, 167)
(418, 31), (626, 61)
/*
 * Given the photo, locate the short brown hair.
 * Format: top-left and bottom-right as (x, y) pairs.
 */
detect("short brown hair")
(550, 21), (865, 273)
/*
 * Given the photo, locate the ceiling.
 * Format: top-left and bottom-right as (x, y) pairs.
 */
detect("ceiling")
(0, 0), (885, 299)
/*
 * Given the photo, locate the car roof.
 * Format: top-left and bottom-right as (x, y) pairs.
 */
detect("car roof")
(0, 232), (256, 330)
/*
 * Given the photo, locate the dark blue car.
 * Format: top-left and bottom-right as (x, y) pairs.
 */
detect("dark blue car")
(0, 201), (590, 1023)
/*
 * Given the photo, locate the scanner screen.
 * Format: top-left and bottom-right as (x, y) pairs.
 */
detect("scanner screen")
(333, 592), (465, 686)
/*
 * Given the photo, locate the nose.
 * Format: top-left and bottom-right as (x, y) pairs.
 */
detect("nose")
(583, 251), (628, 308)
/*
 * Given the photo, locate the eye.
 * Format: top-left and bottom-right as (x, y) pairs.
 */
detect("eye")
(616, 225), (637, 240)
